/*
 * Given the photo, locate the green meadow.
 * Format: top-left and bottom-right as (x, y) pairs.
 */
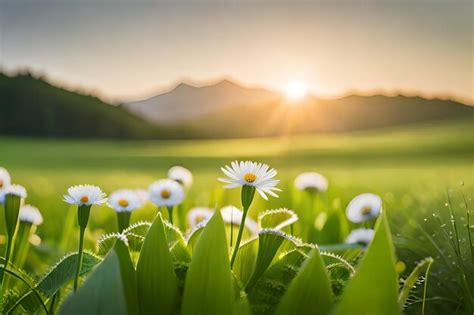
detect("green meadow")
(0, 118), (472, 314)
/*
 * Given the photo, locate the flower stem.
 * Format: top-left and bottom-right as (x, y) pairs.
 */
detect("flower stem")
(73, 226), (85, 292)
(117, 211), (131, 233)
(167, 206), (174, 225)
(230, 206), (248, 268)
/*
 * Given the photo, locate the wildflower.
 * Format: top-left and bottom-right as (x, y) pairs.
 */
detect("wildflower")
(63, 185), (107, 206)
(345, 228), (375, 247)
(294, 172), (328, 193)
(0, 183), (27, 289)
(346, 193), (382, 223)
(0, 167), (11, 204)
(64, 184), (107, 291)
(108, 189), (143, 232)
(19, 204), (43, 226)
(149, 179), (185, 224)
(219, 161), (280, 268)
(221, 205), (258, 235)
(219, 160), (280, 200)
(187, 207), (213, 227)
(168, 165), (193, 189)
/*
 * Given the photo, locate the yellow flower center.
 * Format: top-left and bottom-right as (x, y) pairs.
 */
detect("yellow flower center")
(160, 189), (171, 199)
(80, 196), (89, 204)
(195, 215), (205, 224)
(0, 180), (3, 189)
(361, 206), (372, 215)
(118, 199), (129, 207)
(244, 173), (257, 183)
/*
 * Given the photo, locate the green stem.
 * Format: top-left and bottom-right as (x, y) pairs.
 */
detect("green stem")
(117, 212), (131, 233)
(230, 206), (248, 268)
(167, 206), (174, 225)
(0, 237), (13, 292)
(73, 227), (85, 292)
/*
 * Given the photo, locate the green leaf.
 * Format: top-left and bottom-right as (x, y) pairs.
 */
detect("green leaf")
(259, 208), (298, 231)
(59, 251), (127, 315)
(398, 257), (434, 309)
(114, 238), (139, 315)
(136, 213), (179, 315)
(248, 249), (307, 315)
(246, 229), (300, 290)
(181, 210), (234, 315)
(186, 223), (205, 253)
(275, 248), (334, 315)
(17, 252), (102, 313)
(332, 211), (399, 315)
(233, 237), (258, 287)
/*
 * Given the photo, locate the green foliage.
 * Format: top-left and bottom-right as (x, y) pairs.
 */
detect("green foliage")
(332, 211), (399, 315)
(275, 248), (333, 315)
(0, 73), (178, 139)
(59, 250), (127, 315)
(114, 239), (139, 315)
(233, 238), (258, 287)
(16, 252), (102, 313)
(258, 208), (298, 231)
(136, 213), (179, 315)
(181, 211), (234, 315)
(248, 249), (307, 315)
(398, 257), (434, 310)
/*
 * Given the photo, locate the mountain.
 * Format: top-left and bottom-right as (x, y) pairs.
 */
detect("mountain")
(0, 73), (190, 139)
(186, 94), (474, 138)
(124, 79), (277, 124)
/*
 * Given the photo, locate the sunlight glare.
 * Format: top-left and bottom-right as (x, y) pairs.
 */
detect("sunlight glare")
(283, 80), (308, 100)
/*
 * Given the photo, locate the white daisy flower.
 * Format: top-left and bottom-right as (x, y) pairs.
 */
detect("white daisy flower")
(294, 172), (328, 192)
(346, 193), (382, 223)
(5, 184), (27, 199)
(107, 189), (143, 212)
(168, 166), (193, 189)
(219, 161), (281, 200)
(0, 168), (12, 204)
(187, 207), (214, 227)
(149, 179), (185, 207)
(221, 205), (259, 235)
(19, 204), (43, 225)
(0, 167), (11, 192)
(63, 185), (107, 206)
(345, 228), (375, 246)
(135, 189), (149, 203)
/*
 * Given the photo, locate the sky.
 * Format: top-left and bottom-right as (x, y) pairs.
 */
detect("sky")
(0, 0), (472, 103)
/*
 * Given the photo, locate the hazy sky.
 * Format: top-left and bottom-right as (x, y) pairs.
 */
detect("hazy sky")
(0, 0), (472, 103)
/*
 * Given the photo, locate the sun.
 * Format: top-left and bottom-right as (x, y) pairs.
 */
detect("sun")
(283, 80), (309, 101)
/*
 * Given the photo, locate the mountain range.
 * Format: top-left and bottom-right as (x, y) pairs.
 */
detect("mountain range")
(126, 79), (474, 138)
(1, 72), (472, 139)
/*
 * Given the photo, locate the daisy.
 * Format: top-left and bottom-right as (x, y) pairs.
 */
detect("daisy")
(5, 184), (27, 199)
(107, 189), (143, 212)
(0, 167), (11, 204)
(135, 189), (149, 203)
(63, 184), (106, 292)
(221, 205), (259, 235)
(187, 207), (213, 227)
(219, 160), (280, 200)
(346, 193), (382, 223)
(63, 185), (107, 206)
(149, 179), (185, 207)
(19, 204), (43, 226)
(294, 172), (328, 193)
(345, 228), (375, 247)
(168, 166), (193, 189)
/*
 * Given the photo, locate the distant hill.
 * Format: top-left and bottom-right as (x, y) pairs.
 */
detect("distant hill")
(123, 79), (473, 138)
(1, 73), (472, 140)
(185, 94), (474, 138)
(124, 79), (277, 124)
(0, 73), (190, 139)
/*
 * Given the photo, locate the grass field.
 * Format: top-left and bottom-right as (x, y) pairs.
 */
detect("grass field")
(0, 118), (473, 313)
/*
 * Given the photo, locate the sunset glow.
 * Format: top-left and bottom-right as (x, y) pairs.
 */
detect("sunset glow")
(283, 80), (309, 101)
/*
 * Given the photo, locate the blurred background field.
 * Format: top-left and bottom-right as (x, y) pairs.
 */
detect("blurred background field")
(1, 118), (472, 271)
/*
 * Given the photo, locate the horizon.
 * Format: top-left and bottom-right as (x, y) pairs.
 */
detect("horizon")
(1, 0), (472, 104)
(1, 67), (472, 106)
